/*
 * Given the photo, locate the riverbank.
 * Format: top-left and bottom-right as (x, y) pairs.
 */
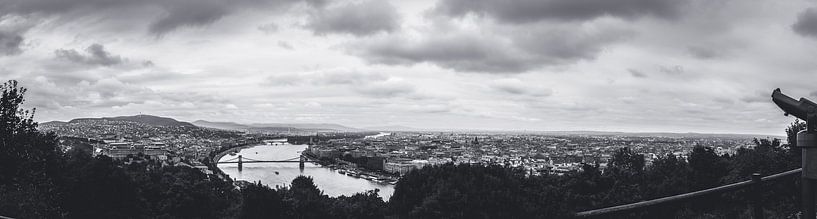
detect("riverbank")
(326, 164), (399, 185)
(212, 144), (256, 164)
(217, 144), (395, 199)
(303, 151), (399, 185)
(207, 142), (261, 182)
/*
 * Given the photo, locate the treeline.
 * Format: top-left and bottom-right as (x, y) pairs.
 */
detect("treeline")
(0, 80), (807, 218)
(389, 138), (801, 218)
(240, 177), (386, 219)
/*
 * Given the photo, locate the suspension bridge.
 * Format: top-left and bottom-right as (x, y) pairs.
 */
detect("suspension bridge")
(218, 155), (315, 171)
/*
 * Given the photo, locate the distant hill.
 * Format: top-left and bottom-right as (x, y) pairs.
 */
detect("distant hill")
(193, 120), (363, 132)
(69, 115), (195, 127)
(361, 125), (419, 132)
(40, 121), (67, 126)
(193, 120), (358, 132)
(192, 120), (252, 130)
(249, 123), (359, 132)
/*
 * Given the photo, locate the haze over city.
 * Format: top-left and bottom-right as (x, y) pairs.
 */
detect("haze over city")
(2, 0), (817, 135)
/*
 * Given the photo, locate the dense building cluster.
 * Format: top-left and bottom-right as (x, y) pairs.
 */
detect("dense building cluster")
(38, 118), (769, 180)
(39, 119), (261, 170)
(308, 132), (765, 176)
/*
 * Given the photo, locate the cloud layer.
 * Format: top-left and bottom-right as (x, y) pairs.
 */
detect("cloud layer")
(353, 23), (631, 73)
(306, 0), (400, 36)
(435, 0), (685, 23)
(793, 8), (817, 39)
(0, 0), (301, 35)
(0, 0), (813, 135)
(55, 44), (125, 66)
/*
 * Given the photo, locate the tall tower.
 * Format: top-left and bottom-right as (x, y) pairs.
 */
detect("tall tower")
(299, 155), (305, 171)
(238, 155), (243, 172)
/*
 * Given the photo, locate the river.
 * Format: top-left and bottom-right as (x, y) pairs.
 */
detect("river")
(217, 141), (395, 200)
(365, 132), (391, 139)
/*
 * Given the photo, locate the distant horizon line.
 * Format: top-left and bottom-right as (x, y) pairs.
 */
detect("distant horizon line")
(36, 114), (785, 138)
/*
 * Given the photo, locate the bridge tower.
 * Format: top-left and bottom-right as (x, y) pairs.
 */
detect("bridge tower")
(299, 155), (305, 170)
(238, 155), (243, 172)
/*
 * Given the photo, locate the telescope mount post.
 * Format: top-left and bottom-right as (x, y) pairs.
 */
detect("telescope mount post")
(802, 114), (817, 219)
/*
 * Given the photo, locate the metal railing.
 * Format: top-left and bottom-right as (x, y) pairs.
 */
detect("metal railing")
(574, 168), (803, 218)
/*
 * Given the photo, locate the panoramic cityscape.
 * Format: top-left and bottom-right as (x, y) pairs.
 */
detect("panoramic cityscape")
(39, 114), (774, 190)
(3, 0), (817, 218)
(30, 113), (788, 213)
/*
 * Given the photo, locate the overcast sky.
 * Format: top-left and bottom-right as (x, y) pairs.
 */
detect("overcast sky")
(1, 0), (816, 135)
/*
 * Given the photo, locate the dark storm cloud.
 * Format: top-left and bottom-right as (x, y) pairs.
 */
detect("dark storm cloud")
(306, 0), (400, 36)
(0, 15), (35, 56)
(435, 0), (685, 23)
(511, 26), (632, 63)
(355, 26), (631, 73)
(793, 8), (817, 39)
(0, 0), (300, 35)
(147, 1), (230, 35)
(357, 34), (533, 73)
(0, 30), (23, 56)
(628, 69), (647, 78)
(55, 44), (124, 66)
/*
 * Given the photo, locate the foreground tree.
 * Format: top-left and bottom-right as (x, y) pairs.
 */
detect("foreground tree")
(390, 164), (570, 218)
(0, 80), (63, 218)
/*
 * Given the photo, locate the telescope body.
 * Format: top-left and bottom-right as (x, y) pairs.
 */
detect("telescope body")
(772, 88), (817, 121)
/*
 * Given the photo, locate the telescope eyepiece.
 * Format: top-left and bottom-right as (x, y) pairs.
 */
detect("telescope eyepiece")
(772, 88), (817, 121)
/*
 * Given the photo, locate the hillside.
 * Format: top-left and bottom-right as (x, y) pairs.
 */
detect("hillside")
(361, 125), (419, 132)
(192, 120), (252, 130)
(40, 121), (67, 126)
(249, 123), (359, 131)
(194, 120), (359, 132)
(68, 115), (195, 127)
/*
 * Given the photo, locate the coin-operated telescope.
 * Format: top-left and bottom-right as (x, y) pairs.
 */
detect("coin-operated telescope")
(772, 88), (817, 218)
(772, 88), (817, 129)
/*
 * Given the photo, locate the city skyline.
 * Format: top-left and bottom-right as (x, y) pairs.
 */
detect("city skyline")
(40, 113), (787, 138)
(3, 0), (817, 135)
